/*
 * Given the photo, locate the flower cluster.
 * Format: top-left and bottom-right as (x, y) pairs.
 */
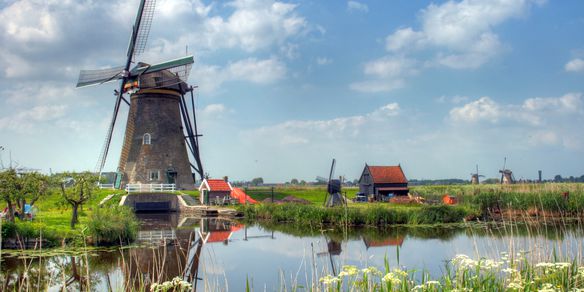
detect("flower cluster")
(150, 277), (192, 292)
(412, 280), (441, 291)
(319, 275), (341, 286)
(338, 265), (359, 277)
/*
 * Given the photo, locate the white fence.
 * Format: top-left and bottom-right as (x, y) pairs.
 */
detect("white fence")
(125, 183), (176, 193)
(137, 229), (177, 242)
(98, 183), (115, 189)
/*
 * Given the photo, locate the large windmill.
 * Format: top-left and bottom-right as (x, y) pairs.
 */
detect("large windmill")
(499, 158), (515, 185)
(470, 164), (484, 184)
(76, 0), (203, 190)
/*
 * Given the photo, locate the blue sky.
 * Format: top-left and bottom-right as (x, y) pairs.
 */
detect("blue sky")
(0, 0), (583, 182)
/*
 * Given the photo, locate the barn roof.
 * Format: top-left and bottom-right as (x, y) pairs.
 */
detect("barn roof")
(367, 165), (408, 184)
(200, 179), (233, 192)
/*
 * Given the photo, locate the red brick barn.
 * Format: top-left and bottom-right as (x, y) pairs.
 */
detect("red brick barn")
(358, 164), (409, 201)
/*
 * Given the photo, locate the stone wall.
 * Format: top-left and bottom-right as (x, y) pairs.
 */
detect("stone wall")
(120, 193), (180, 212)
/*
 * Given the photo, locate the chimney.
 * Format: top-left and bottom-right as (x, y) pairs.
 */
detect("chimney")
(538, 170), (542, 183)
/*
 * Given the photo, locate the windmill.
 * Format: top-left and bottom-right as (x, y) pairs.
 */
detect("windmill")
(76, 0), (204, 190)
(499, 158), (515, 184)
(316, 237), (342, 276)
(323, 159), (345, 207)
(470, 164), (484, 184)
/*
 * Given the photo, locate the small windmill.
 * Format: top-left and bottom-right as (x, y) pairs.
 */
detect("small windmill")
(499, 158), (515, 184)
(76, 0), (204, 189)
(323, 159), (345, 207)
(316, 237), (342, 276)
(470, 164), (484, 184)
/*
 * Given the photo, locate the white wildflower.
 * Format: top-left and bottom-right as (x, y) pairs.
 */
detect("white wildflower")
(361, 266), (382, 276)
(341, 265), (359, 276)
(319, 275), (340, 285)
(382, 273), (401, 285)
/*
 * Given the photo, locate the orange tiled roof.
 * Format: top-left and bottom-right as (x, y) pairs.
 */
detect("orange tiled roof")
(206, 179), (232, 192)
(206, 231), (231, 243)
(368, 165), (408, 184)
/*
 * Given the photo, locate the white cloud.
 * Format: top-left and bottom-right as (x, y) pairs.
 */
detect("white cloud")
(194, 0), (308, 52)
(244, 103), (400, 145)
(385, 28), (426, 52)
(0, 105), (68, 131)
(449, 96), (501, 123)
(449, 93), (584, 149)
(349, 79), (405, 93)
(192, 57), (286, 94)
(316, 57), (332, 65)
(347, 1), (369, 13)
(354, 0), (543, 92)
(350, 56), (416, 93)
(201, 104), (227, 115)
(392, 0), (541, 69)
(565, 58), (584, 72)
(228, 57), (287, 84)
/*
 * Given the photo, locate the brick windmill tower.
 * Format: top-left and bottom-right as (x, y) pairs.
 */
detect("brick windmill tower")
(76, 0), (204, 190)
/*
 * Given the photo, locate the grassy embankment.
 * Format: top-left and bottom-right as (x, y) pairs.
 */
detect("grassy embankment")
(238, 183), (584, 226)
(1, 188), (136, 247)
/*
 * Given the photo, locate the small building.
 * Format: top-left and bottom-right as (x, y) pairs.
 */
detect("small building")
(358, 164), (409, 201)
(199, 178), (233, 204)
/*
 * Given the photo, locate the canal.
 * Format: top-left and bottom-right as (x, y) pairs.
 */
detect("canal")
(1, 213), (583, 291)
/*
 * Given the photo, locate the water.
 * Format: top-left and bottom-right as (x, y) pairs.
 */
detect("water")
(1, 213), (583, 291)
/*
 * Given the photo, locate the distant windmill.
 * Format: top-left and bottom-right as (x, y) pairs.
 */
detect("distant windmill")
(323, 159), (345, 207)
(499, 158), (515, 184)
(76, 0), (204, 189)
(470, 164), (485, 184)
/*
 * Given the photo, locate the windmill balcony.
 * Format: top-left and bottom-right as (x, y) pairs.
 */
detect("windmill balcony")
(125, 183), (176, 193)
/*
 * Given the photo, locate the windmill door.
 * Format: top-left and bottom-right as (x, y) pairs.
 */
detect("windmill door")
(166, 168), (178, 184)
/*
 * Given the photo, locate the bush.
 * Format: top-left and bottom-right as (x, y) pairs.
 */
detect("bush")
(1, 220), (16, 238)
(87, 206), (138, 246)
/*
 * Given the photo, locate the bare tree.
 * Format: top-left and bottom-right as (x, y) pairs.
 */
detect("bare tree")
(60, 172), (98, 228)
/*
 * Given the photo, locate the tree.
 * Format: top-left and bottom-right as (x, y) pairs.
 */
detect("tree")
(554, 175), (563, 183)
(0, 169), (50, 222)
(290, 178), (299, 185)
(300, 180), (307, 185)
(251, 177), (264, 186)
(60, 172), (98, 228)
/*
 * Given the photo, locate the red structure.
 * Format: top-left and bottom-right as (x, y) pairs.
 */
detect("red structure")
(442, 194), (458, 205)
(198, 178), (233, 204)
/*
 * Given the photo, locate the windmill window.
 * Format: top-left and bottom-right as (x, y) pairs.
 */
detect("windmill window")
(149, 170), (159, 181)
(143, 133), (151, 145)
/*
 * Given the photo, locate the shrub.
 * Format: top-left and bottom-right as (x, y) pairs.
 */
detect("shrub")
(1, 220), (16, 238)
(87, 206), (138, 246)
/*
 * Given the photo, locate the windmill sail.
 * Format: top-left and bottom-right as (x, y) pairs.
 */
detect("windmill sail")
(131, 56), (194, 76)
(130, 0), (157, 59)
(76, 66), (124, 88)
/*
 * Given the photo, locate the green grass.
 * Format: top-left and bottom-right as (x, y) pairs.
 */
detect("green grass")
(1, 188), (128, 247)
(244, 186), (359, 204)
(238, 203), (474, 227)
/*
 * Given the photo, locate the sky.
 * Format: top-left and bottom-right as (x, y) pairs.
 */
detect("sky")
(0, 0), (583, 183)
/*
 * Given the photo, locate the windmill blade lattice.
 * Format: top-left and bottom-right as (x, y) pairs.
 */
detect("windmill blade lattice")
(76, 66), (124, 88)
(131, 0), (156, 59)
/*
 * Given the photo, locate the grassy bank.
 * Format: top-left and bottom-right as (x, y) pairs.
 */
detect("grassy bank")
(238, 203), (476, 226)
(242, 183), (584, 223)
(1, 188), (137, 248)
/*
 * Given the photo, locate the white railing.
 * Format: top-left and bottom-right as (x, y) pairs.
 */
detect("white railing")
(137, 229), (177, 241)
(98, 183), (115, 189)
(125, 183), (176, 193)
